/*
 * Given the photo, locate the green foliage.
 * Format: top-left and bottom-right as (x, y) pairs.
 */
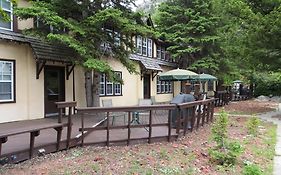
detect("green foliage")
(252, 72), (281, 96)
(154, 0), (221, 72)
(247, 116), (261, 136)
(243, 164), (262, 175)
(211, 109), (228, 147)
(209, 109), (243, 166)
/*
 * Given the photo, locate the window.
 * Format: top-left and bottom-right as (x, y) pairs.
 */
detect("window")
(0, 60), (15, 102)
(136, 36), (153, 57)
(100, 29), (121, 52)
(0, 0), (13, 31)
(156, 76), (172, 94)
(157, 45), (166, 60)
(99, 72), (122, 96)
(136, 35), (142, 54)
(208, 81), (214, 91)
(147, 39), (153, 57)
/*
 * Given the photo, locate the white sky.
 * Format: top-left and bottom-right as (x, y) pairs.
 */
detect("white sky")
(135, 0), (145, 5)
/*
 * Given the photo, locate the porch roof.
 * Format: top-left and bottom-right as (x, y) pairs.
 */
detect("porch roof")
(130, 54), (177, 71)
(0, 30), (76, 63)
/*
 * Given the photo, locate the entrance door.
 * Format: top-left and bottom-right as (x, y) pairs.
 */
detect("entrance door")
(143, 74), (151, 99)
(44, 66), (65, 117)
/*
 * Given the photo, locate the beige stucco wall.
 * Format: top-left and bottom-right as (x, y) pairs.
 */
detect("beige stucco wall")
(17, 0), (34, 30)
(0, 41), (44, 123)
(99, 58), (141, 106)
(99, 59), (175, 107)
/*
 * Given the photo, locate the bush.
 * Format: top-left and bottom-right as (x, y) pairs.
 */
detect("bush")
(211, 109), (228, 148)
(243, 164), (262, 175)
(209, 109), (243, 166)
(247, 116), (260, 136)
(253, 72), (281, 96)
(209, 141), (243, 166)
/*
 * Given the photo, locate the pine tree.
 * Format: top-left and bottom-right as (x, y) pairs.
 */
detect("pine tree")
(154, 0), (220, 73)
(15, 0), (153, 107)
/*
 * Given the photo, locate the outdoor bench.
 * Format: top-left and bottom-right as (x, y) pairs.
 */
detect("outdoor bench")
(0, 121), (68, 160)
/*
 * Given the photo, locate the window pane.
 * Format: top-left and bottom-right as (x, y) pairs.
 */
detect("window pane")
(0, 12), (12, 30)
(106, 83), (113, 95)
(2, 0), (11, 10)
(115, 84), (121, 95)
(157, 46), (161, 58)
(147, 39), (152, 57)
(99, 84), (105, 95)
(142, 38), (147, 56)
(137, 36), (142, 54)
(0, 82), (12, 100)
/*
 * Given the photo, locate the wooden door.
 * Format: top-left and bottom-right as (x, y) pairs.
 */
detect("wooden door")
(143, 74), (151, 99)
(44, 66), (65, 117)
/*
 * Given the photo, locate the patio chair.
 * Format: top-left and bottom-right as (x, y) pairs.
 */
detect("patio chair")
(102, 99), (126, 125)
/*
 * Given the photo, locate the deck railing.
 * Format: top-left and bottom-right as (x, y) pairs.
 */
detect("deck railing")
(76, 98), (216, 147)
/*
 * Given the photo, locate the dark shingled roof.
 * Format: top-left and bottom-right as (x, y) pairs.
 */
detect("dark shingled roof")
(130, 54), (177, 70)
(0, 30), (76, 63)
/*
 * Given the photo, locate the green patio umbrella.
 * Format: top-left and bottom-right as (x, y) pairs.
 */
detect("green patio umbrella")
(159, 68), (198, 81)
(197, 73), (218, 81)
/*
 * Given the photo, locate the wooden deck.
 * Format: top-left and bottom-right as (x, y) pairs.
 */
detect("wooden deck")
(0, 99), (216, 164)
(0, 111), (177, 164)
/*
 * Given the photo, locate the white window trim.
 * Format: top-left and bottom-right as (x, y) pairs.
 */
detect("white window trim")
(136, 35), (142, 54)
(0, 0), (13, 31)
(156, 76), (172, 94)
(99, 72), (122, 96)
(0, 60), (14, 102)
(99, 74), (105, 96)
(147, 39), (153, 57)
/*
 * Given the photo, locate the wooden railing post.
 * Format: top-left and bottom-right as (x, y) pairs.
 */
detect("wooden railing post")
(191, 106), (196, 132)
(66, 106), (73, 149)
(196, 104), (201, 129)
(0, 137), (8, 157)
(127, 112), (131, 146)
(202, 104), (206, 126)
(106, 112), (110, 147)
(176, 108), (181, 134)
(148, 110), (152, 144)
(183, 107), (189, 136)
(168, 110), (172, 142)
(54, 127), (62, 151)
(81, 113), (84, 147)
(29, 131), (40, 159)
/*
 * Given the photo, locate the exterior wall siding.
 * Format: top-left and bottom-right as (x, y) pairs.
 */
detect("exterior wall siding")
(0, 41), (44, 123)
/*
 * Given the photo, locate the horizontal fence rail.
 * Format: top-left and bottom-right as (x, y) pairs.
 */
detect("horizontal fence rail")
(77, 98), (216, 147)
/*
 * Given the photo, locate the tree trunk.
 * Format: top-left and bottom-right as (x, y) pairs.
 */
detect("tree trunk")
(92, 70), (100, 107)
(85, 70), (93, 107)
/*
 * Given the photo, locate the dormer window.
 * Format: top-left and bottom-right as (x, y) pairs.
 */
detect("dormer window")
(0, 0), (13, 31)
(136, 35), (153, 57)
(157, 45), (166, 60)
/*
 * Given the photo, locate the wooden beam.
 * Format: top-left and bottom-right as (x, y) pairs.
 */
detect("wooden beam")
(66, 64), (75, 80)
(36, 60), (46, 79)
(29, 131), (40, 159)
(152, 71), (160, 81)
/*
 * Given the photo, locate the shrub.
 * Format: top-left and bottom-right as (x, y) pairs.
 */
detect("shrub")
(209, 109), (243, 166)
(243, 164), (262, 175)
(211, 109), (228, 148)
(253, 72), (281, 96)
(247, 116), (261, 136)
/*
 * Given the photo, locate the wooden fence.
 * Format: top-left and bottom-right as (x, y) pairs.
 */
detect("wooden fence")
(76, 98), (216, 146)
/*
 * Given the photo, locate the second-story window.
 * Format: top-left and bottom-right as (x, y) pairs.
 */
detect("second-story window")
(0, 0), (13, 31)
(147, 39), (152, 57)
(136, 36), (153, 57)
(157, 45), (166, 60)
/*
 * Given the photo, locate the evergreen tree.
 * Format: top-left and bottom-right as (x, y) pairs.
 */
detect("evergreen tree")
(15, 0), (153, 107)
(154, 0), (220, 74)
